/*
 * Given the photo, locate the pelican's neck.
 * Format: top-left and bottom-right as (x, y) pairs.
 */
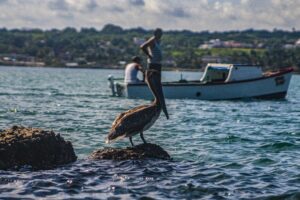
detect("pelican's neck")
(153, 97), (161, 108)
(146, 70), (168, 119)
(147, 73), (161, 106)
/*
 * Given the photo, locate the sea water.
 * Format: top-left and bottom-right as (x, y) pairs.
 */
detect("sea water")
(0, 66), (299, 199)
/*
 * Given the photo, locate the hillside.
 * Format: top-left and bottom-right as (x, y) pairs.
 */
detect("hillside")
(0, 24), (299, 72)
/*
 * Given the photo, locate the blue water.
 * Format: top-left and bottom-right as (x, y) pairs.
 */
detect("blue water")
(0, 66), (300, 199)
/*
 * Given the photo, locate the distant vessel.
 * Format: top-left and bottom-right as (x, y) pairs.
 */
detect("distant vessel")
(108, 63), (293, 100)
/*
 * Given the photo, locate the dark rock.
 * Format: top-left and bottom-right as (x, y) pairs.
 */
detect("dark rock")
(0, 126), (77, 170)
(89, 143), (171, 160)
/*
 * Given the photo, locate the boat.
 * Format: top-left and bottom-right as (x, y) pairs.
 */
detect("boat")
(108, 63), (293, 100)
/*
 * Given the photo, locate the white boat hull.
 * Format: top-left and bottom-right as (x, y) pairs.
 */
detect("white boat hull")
(112, 68), (293, 100)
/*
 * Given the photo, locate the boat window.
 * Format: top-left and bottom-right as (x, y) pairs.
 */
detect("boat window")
(202, 68), (229, 83)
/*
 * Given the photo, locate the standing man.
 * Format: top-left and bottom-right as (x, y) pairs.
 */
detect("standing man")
(124, 56), (144, 83)
(140, 28), (163, 73)
(140, 28), (169, 119)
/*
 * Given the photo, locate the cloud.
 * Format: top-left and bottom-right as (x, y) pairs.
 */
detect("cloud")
(0, 0), (299, 31)
(48, 0), (69, 11)
(128, 0), (145, 6)
(0, 0), (7, 4)
(48, 0), (99, 12)
(86, 0), (98, 12)
(107, 5), (124, 13)
(165, 7), (190, 18)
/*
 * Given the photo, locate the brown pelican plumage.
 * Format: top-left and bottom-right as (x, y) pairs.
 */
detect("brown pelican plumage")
(105, 69), (169, 146)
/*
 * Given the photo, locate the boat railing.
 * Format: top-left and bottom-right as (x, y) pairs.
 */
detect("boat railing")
(108, 75), (127, 96)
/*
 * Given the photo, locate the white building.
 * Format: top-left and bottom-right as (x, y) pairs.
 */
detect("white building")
(199, 39), (223, 49)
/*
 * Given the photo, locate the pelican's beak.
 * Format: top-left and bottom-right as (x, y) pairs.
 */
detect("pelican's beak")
(146, 70), (169, 119)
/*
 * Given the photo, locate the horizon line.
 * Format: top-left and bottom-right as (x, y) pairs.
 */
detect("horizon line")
(1, 24), (299, 34)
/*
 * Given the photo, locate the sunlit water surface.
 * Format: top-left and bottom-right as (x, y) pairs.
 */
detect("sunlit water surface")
(0, 66), (300, 199)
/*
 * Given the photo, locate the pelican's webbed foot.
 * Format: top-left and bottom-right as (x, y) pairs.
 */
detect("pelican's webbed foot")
(129, 137), (134, 146)
(140, 132), (147, 144)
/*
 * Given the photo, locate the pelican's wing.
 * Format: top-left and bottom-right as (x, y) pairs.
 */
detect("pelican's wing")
(107, 105), (157, 142)
(111, 104), (149, 127)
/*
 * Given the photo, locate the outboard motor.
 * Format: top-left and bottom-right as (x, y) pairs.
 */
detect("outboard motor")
(108, 75), (116, 96)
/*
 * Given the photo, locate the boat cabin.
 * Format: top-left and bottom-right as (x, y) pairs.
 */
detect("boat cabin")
(200, 63), (263, 83)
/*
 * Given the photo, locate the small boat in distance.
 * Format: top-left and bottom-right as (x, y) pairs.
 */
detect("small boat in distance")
(108, 63), (293, 100)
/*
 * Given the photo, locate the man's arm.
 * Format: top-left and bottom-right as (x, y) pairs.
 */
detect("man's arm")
(135, 64), (144, 73)
(134, 64), (145, 81)
(140, 37), (154, 59)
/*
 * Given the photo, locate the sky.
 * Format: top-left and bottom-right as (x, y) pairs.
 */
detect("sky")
(0, 0), (299, 31)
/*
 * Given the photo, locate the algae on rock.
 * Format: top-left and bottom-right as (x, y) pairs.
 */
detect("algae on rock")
(89, 143), (171, 160)
(0, 126), (77, 170)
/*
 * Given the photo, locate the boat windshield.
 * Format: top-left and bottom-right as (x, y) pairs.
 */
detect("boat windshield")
(201, 66), (230, 83)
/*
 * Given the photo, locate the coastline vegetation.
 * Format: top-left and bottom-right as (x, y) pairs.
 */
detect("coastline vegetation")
(0, 24), (299, 72)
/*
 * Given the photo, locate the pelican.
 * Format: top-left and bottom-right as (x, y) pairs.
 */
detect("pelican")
(105, 69), (169, 146)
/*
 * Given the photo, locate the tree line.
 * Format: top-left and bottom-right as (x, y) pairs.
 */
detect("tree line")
(0, 24), (299, 72)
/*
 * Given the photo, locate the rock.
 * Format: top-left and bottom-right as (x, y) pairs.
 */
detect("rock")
(89, 143), (171, 160)
(0, 126), (77, 170)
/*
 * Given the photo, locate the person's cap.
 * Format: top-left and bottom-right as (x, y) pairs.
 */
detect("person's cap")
(132, 56), (141, 63)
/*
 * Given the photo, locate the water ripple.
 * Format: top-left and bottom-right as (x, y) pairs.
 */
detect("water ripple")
(0, 67), (300, 199)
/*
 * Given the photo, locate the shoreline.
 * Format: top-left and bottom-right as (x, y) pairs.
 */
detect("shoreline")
(0, 64), (202, 72)
(0, 64), (299, 74)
